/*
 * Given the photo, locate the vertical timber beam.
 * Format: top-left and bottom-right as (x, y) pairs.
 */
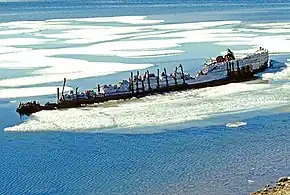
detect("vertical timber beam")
(61, 78), (66, 100)
(180, 64), (185, 85)
(147, 70), (151, 91)
(136, 71), (139, 94)
(156, 69), (160, 90)
(97, 84), (100, 94)
(57, 87), (60, 103)
(174, 67), (178, 86)
(164, 68), (169, 89)
(130, 72), (134, 96)
(237, 61), (240, 77)
(141, 73), (145, 92)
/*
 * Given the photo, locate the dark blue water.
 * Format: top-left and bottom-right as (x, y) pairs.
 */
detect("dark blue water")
(1, 0), (290, 22)
(1, 0), (290, 194)
(1, 105), (290, 194)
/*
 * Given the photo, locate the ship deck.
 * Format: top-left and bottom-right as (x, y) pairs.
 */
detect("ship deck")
(16, 50), (270, 116)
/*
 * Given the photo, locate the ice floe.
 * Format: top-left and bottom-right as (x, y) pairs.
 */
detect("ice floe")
(0, 38), (55, 46)
(0, 86), (72, 99)
(47, 16), (164, 24)
(5, 81), (290, 132)
(226, 121), (247, 128)
(0, 46), (31, 54)
(1, 16), (290, 98)
(262, 63), (290, 81)
(0, 61), (153, 87)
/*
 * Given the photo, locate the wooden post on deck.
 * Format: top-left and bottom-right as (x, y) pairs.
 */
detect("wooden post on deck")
(232, 62), (235, 80)
(61, 78), (66, 100)
(141, 73), (145, 92)
(174, 67), (178, 86)
(164, 68), (169, 89)
(179, 64), (185, 85)
(130, 72), (134, 95)
(57, 87), (60, 103)
(237, 61), (240, 76)
(147, 70), (151, 91)
(136, 71), (139, 93)
(227, 62), (232, 79)
(97, 84), (100, 94)
(75, 87), (78, 101)
(156, 69), (160, 90)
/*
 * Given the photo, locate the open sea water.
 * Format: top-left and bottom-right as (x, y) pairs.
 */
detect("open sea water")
(0, 0), (290, 194)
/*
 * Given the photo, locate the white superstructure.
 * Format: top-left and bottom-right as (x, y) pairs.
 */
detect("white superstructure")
(63, 47), (269, 99)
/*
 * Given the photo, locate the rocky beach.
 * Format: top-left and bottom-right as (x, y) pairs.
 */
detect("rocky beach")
(251, 177), (290, 195)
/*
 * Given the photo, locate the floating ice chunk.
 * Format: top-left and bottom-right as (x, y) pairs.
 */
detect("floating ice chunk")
(5, 81), (290, 133)
(262, 65), (290, 81)
(234, 37), (290, 54)
(0, 46), (31, 54)
(0, 61), (153, 87)
(226, 121), (247, 128)
(152, 21), (241, 30)
(197, 83), (270, 98)
(130, 29), (252, 42)
(214, 41), (253, 46)
(237, 28), (290, 34)
(0, 38), (55, 46)
(113, 49), (184, 58)
(0, 86), (72, 99)
(0, 29), (38, 35)
(250, 22), (290, 28)
(94, 39), (182, 52)
(47, 16), (164, 24)
(1, 18), (290, 93)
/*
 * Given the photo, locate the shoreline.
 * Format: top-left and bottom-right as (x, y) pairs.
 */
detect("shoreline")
(251, 177), (290, 195)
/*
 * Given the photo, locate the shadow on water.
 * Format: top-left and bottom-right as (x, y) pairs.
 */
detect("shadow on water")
(254, 59), (288, 79)
(266, 59), (287, 73)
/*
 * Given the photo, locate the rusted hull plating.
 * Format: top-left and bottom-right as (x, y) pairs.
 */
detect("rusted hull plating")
(16, 61), (269, 116)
